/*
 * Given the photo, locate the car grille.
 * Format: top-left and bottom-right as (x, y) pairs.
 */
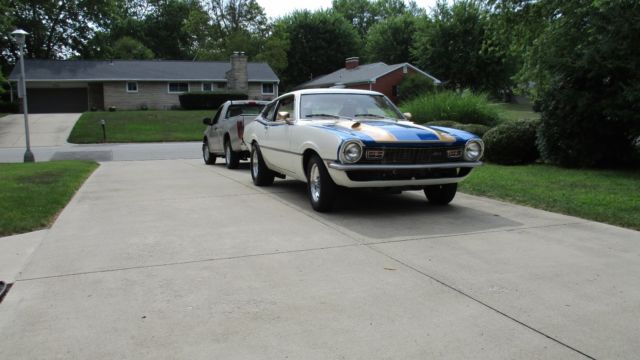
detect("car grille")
(360, 147), (463, 164)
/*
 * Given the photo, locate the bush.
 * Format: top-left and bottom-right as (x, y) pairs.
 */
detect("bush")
(401, 90), (500, 126)
(536, 81), (640, 168)
(426, 121), (490, 137)
(397, 74), (436, 102)
(179, 91), (248, 110)
(0, 101), (18, 113)
(456, 123), (491, 137)
(483, 119), (539, 165)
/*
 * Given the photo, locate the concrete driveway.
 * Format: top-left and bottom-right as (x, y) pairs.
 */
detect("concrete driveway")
(1, 159), (639, 359)
(0, 113), (80, 148)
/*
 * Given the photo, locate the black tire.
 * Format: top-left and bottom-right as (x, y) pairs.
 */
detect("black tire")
(424, 183), (458, 205)
(224, 139), (240, 169)
(306, 154), (337, 212)
(250, 143), (274, 186)
(203, 139), (216, 165)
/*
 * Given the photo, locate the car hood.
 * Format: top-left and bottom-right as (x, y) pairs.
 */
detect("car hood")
(310, 120), (476, 146)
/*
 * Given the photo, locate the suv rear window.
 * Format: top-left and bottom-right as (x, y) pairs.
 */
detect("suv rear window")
(226, 104), (265, 118)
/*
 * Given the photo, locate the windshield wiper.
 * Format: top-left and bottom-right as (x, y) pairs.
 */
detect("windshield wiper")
(353, 113), (388, 119)
(305, 113), (351, 119)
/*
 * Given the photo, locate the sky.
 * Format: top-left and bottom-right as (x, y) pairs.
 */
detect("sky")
(257, 0), (442, 19)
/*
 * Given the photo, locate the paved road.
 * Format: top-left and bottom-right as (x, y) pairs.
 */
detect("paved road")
(1, 159), (639, 359)
(0, 113), (80, 148)
(0, 141), (201, 163)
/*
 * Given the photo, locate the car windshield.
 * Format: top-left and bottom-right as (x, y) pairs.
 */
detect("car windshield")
(299, 93), (404, 120)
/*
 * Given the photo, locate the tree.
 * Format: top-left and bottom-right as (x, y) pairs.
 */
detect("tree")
(143, 0), (208, 59)
(274, 10), (361, 90)
(411, 0), (511, 95)
(532, 0), (640, 167)
(112, 36), (154, 59)
(3, 0), (114, 62)
(364, 14), (416, 64)
(333, 0), (422, 38)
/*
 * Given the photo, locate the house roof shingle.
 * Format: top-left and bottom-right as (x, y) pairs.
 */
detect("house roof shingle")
(296, 62), (440, 89)
(8, 59), (279, 82)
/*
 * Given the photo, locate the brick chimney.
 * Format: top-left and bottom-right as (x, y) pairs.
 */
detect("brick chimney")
(226, 51), (248, 92)
(345, 57), (359, 70)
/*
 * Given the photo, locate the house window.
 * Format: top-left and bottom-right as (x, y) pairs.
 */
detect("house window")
(202, 83), (226, 91)
(168, 82), (189, 93)
(126, 82), (138, 93)
(262, 83), (274, 95)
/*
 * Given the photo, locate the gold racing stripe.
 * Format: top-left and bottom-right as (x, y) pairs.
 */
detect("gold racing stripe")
(400, 121), (457, 142)
(335, 121), (398, 142)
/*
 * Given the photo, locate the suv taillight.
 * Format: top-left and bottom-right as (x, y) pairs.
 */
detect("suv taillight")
(237, 121), (244, 140)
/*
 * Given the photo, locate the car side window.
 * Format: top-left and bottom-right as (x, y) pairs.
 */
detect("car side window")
(211, 105), (223, 125)
(275, 96), (295, 120)
(262, 102), (277, 122)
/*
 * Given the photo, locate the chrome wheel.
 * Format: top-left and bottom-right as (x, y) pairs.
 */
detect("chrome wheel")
(309, 163), (321, 202)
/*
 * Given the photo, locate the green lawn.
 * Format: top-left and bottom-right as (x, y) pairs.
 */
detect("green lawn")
(459, 164), (640, 230)
(493, 102), (540, 122)
(0, 161), (98, 236)
(68, 110), (212, 143)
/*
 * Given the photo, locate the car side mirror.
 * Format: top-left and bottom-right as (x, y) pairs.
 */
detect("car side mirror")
(203, 117), (212, 125)
(403, 112), (412, 121)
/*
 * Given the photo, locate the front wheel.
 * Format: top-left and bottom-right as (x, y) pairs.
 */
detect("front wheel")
(203, 139), (216, 165)
(225, 140), (240, 169)
(306, 155), (337, 212)
(424, 183), (457, 205)
(250, 144), (274, 186)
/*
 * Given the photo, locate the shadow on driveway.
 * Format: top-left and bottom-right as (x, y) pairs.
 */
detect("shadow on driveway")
(265, 179), (521, 240)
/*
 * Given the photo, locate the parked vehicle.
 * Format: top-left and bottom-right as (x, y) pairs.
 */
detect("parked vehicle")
(202, 100), (268, 168)
(243, 89), (484, 212)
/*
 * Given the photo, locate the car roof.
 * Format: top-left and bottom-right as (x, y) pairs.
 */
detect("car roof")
(281, 88), (384, 97)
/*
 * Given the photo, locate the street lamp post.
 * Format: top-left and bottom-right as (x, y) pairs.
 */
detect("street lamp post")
(11, 29), (35, 163)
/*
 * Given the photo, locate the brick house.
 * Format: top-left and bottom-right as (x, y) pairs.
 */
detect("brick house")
(295, 57), (440, 103)
(8, 52), (279, 113)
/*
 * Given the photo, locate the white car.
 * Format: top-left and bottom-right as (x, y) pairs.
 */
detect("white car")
(202, 100), (268, 168)
(243, 89), (484, 212)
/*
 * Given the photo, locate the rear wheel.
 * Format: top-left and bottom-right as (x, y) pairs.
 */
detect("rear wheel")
(424, 183), (457, 205)
(203, 139), (216, 165)
(250, 144), (274, 186)
(225, 140), (240, 169)
(306, 154), (337, 212)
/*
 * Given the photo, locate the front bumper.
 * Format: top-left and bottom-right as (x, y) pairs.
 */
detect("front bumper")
(326, 161), (482, 188)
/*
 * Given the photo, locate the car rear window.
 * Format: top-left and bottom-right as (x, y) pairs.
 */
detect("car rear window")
(227, 104), (265, 118)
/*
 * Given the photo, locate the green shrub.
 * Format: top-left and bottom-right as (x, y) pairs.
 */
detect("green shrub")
(179, 91), (248, 110)
(426, 121), (490, 137)
(401, 90), (500, 126)
(536, 81), (640, 168)
(426, 120), (459, 127)
(483, 119), (539, 165)
(397, 74), (436, 102)
(456, 123), (491, 137)
(0, 101), (18, 113)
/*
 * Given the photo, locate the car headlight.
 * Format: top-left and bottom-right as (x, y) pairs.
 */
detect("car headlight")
(464, 140), (484, 161)
(339, 140), (363, 163)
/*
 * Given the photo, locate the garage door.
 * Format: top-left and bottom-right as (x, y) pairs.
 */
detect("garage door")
(26, 88), (88, 113)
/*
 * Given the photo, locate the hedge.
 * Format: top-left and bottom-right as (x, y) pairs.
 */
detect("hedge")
(483, 119), (539, 165)
(179, 91), (248, 110)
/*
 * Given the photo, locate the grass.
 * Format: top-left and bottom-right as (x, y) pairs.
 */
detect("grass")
(68, 110), (211, 143)
(400, 91), (501, 126)
(0, 161), (98, 236)
(0, 113), (10, 118)
(459, 163), (640, 230)
(493, 102), (540, 122)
